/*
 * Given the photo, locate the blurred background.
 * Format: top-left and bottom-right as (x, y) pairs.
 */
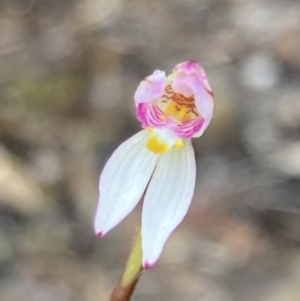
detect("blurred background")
(0, 0), (300, 300)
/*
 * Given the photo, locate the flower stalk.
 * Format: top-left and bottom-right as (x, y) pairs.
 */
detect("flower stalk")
(109, 227), (143, 301)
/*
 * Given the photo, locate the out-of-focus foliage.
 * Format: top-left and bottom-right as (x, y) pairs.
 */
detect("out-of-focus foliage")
(0, 0), (300, 300)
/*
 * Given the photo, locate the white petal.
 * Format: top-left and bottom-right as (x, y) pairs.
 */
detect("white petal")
(141, 140), (196, 267)
(94, 130), (159, 237)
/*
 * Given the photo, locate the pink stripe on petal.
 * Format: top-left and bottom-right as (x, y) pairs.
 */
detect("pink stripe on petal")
(170, 117), (205, 138)
(136, 103), (165, 128)
(137, 101), (206, 138)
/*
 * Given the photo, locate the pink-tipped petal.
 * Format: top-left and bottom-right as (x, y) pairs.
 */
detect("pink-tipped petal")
(141, 140), (196, 267)
(174, 71), (214, 138)
(173, 61), (214, 96)
(172, 60), (202, 75)
(190, 76), (214, 137)
(94, 130), (159, 237)
(143, 261), (155, 269)
(96, 231), (104, 238)
(134, 70), (166, 105)
(193, 90), (214, 137)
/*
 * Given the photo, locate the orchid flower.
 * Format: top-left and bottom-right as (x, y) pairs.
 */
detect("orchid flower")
(94, 61), (214, 268)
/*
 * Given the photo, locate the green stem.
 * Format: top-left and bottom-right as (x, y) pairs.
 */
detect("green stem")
(109, 227), (143, 301)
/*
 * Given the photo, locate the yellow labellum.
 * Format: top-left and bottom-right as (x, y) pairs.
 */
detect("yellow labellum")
(146, 135), (170, 154)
